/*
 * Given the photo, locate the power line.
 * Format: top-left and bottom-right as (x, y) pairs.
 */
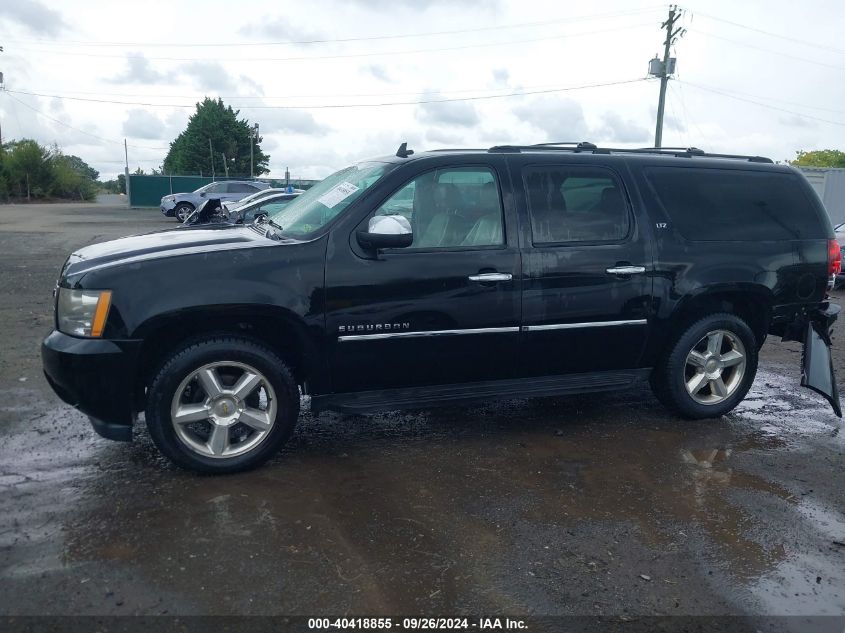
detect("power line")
(3, 7), (663, 48)
(677, 80), (845, 128)
(682, 81), (845, 116)
(687, 28), (845, 72)
(5, 78), (650, 111)
(0, 91), (170, 149)
(689, 9), (845, 56)
(8, 81), (591, 102)
(10, 21), (656, 63)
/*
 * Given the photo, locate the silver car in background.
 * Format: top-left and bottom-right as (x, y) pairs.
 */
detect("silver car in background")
(161, 180), (270, 222)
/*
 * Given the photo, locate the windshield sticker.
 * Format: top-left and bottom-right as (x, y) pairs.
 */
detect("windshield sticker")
(317, 181), (360, 209)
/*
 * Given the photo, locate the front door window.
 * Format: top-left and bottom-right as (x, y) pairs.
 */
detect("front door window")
(373, 167), (505, 249)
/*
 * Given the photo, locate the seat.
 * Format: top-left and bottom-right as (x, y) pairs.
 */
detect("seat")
(417, 213), (467, 247)
(599, 187), (624, 216)
(462, 214), (503, 246)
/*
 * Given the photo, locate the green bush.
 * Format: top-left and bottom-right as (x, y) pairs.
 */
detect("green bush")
(0, 139), (100, 202)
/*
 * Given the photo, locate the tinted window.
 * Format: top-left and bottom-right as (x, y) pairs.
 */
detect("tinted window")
(373, 167), (504, 249)
(644, 167), (825, 240)
(202, 182), (226, 194)
(523, 165), (629, 243)
(225, 183), (252, 193)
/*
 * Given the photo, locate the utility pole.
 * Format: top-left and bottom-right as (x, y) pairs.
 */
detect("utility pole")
(0, 46), (5, 146)
(209, 138), (215, 180)
(124, 138), (131, 207)
(221, 153), (229, 178)
(650, 5), (684, 148)
(250, 122), (259, 179)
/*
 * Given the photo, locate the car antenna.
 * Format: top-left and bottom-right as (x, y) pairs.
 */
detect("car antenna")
(396, 142), (414, 158)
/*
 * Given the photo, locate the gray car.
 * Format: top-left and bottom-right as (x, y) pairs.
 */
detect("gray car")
(160, 180), (270, 222)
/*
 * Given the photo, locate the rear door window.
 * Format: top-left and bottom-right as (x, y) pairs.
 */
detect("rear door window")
(228, 183), (257, 193)
(523, 165), (630, 244)
(644, 167), (826, 240)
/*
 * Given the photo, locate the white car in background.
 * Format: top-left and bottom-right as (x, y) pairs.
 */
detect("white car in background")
(224, 187), (304, 213)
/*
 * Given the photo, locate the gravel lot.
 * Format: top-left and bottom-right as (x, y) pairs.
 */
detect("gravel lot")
(0, 198), (844, 626)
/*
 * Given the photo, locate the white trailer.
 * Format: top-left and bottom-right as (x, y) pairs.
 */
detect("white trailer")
(799, 167), (845, 226)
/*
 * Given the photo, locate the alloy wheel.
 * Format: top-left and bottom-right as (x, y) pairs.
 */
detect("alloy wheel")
(683, 329), (747, 405)
(170, 361), (277, 458)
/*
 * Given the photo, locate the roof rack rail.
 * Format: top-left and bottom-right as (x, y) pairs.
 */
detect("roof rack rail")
(487, 144), (773, 163)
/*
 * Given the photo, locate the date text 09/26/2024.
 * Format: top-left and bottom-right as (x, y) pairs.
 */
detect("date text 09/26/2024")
(307, 618), (527, 630)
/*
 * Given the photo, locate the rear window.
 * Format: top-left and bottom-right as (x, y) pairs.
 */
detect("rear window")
(644, 167), (826, 241)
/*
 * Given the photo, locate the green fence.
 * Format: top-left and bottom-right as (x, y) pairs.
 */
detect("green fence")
(128, 175), (319, 208)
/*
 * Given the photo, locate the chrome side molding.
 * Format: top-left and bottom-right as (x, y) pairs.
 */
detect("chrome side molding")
(522, 319), (647, 332)
(338, 326), (520, 342)
(338, 319), (647, 341)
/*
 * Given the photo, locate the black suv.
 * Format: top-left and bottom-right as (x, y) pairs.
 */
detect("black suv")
(42, 143), (842, 473)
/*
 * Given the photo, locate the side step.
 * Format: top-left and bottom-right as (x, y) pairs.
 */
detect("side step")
(311, 369), (651, 414)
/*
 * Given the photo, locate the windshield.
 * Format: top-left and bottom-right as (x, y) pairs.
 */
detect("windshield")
(267, 162), (392, 237)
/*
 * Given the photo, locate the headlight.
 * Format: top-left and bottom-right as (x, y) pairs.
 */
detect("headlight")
(57, 289), (112, 337)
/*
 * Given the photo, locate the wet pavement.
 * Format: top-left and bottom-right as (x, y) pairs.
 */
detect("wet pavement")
(0, 201), (844, 620)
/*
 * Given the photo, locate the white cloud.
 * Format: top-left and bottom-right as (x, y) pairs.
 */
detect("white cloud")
(416, 92), (480, 128)
(595, 112), (651, 144)
(3, 0), (843, 180)
(363, 64), (392, 83)
(0, 0), (68, 36)
(110, 54), (174, 85)
(513, 97), (588, 142)
(122, 109), (166, 140)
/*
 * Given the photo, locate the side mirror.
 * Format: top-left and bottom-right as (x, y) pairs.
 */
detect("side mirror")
(357, 215), (413, 250)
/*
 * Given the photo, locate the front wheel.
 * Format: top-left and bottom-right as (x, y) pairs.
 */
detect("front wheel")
(174, 203), (194, 222)
(650, 313), (758, 419)
(145, 337), (299, 473)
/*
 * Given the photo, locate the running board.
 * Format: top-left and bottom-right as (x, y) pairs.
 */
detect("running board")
(311, 369), (651, 414)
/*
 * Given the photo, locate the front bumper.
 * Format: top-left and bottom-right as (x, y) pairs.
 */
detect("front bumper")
(160, 199), (176, 216)
(41, 331), (142, 441)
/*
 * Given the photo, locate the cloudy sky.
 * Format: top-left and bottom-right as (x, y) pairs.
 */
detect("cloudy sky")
(1, 0), (843, 180)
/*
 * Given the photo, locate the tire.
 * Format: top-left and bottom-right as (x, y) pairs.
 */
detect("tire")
(145, 336), (299, 474)
(650, 313), (758, 419)
(174, 203), (194, 222)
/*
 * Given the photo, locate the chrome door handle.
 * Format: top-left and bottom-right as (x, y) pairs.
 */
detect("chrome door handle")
(468, 272), (513, 282)
(606, 265), (646, 275)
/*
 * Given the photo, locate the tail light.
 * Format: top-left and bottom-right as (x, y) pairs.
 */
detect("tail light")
(828, 239), (841, 289)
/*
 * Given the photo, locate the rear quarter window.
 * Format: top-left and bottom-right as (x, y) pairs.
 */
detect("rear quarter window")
(644, 167), (827, 241)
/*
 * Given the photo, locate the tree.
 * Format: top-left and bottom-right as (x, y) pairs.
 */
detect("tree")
(51, 153), (97, 200)
(790, 150), (845, 168)
(64, 154), (99, 181)
(0, 140), (99, 201)
(163, 97), (269, 177)
(4, 139), (53, 200)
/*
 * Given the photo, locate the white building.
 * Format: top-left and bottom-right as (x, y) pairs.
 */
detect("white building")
(798, 167), (845, 226)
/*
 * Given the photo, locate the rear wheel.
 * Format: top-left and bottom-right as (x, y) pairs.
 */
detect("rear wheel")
(174, 203), (194, 222)
(145, 336), (299, 473)
(651, 313), (758, 419)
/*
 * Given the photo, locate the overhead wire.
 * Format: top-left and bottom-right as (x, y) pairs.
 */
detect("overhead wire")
(688, 9), (845, 56)
(2, 6), (664, 48)
(5, 78), (651, 111)
(0, 91), (170, 150)
(686, 27), (845, 72)
(10, 21), (657, 63)
(677, 80), (845, 129)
